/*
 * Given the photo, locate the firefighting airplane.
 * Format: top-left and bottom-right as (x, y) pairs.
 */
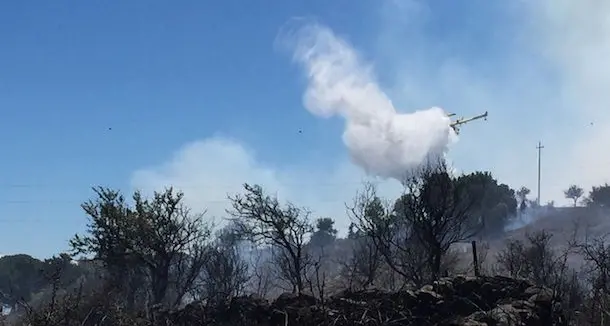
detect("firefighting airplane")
(447, 111), (488, 135)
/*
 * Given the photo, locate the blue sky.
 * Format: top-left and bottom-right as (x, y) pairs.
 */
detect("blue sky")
(1, 0), (609, 258)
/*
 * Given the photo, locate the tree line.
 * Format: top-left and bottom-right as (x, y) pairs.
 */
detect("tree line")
(1, 158), (610, 325)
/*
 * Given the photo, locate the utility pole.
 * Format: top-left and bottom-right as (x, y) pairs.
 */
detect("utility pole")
(537, 141), (544, 206)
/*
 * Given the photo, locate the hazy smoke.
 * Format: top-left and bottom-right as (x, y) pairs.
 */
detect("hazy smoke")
(503, 205), (549, 232)
(280, 21), (456, 181)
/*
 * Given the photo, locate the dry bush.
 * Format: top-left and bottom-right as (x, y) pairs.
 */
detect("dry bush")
(246, 248), (273, 298)
(338, 235), (381, 291)
(494, 229), (585, 323)
(16, 265), (144, 326)
(572, 231), (610, 325)
(194, 234), (250, 307)
(305, 252), (329, 307)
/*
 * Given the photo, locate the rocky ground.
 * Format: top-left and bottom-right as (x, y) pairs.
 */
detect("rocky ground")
(154, 275), (567, 326)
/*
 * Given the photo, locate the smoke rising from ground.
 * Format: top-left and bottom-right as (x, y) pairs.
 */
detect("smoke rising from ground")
(279, 21), (456, 181)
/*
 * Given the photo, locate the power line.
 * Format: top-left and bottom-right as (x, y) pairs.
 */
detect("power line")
(0, 180), (378, 189)
(0, 217), (85, 223)
(0, 196), (355, 205)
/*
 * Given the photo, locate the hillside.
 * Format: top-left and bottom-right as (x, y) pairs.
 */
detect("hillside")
(486, 207), (610, 269)
(502, 207), (608, 242)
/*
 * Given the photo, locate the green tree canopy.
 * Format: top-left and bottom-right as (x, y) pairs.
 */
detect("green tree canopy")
(564, 185), (584, 207)
(310, 217), (338, 247)
(0, 254), (44, 304)
(585, 183), (610, 208)
(70, 187), (211, 308)
(455, 171), (517, 236)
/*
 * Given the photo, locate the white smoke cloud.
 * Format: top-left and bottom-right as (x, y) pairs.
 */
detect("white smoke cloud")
(131, 137), (402, 235)
(278, 21), (456, 181)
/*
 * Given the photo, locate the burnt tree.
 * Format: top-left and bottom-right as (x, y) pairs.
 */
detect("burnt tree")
(352, 160), (485, 286)
(344, 187), (384, 290)
(196, 225), (250, 306)
(228, 183), (313, 294)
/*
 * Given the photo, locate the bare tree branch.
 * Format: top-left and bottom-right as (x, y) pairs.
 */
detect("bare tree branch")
(227, 183), (314, 294)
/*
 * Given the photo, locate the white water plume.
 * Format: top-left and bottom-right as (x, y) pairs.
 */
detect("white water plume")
(279, 20), (457, 181)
